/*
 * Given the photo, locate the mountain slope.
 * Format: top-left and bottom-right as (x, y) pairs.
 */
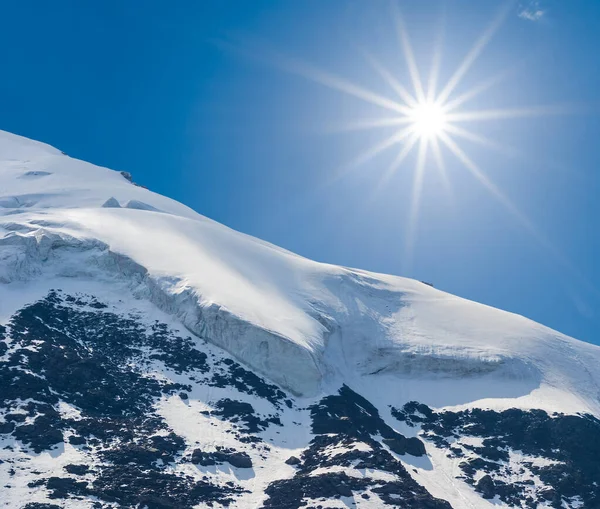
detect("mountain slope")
(1, 130), (599, 509)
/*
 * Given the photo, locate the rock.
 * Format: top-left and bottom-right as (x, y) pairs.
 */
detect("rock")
(191, 449), (217, 467)
(476, 474), (496, 499)
(190, 448), (252, 469)
(64, 464), (90, 475)
(336, 480), (353, 497)
(179, 392), (188, 400)
(0, 291), (253, 507)
(5, 413), (26, 422)
(0, 421), (15, 434)
(211, 398), (279, 433)
(46, 476), (89, 498)
(120, 171), (133, 182)
(226, 452), (252, 469)
(262, 386), (452, 509)
(404, 437), (426, 456)
(396, 401), (600, 508)
(68, 435), (86, 445)
(22, 504), (63, 509)
(285, 456), (301, 466)
(13, 415), (63, 453)
(383, 436), (426, 457)
(539, 488), (557, 501)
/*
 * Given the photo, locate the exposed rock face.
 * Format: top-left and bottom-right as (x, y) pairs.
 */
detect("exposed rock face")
(191, 448), (253, 469)
(0, 292), (282, 507)
(261, 385), (450, 509)
(1, 291), (600, 508)
(285, 455), (301, 465)
(393, 402), (600, 508)
(120, 170), (147, 188)
(120, 171), (134, 183)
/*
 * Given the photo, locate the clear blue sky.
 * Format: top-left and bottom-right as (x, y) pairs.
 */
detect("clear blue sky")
(2, 0), (600, 344)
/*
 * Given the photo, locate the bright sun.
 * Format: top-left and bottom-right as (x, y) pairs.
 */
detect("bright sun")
(268, 1), (584, 273)
(409, 101), (447, 138)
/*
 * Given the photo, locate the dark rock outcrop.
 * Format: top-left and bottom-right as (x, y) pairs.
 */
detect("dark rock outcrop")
(261, 385), (450, 509)
(394, 402), (600, 508)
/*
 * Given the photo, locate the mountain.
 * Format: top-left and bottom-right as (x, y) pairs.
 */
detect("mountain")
(0, 129), (599, 509)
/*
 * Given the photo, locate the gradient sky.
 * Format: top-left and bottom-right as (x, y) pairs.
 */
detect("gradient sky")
(1, 0), (600, 345)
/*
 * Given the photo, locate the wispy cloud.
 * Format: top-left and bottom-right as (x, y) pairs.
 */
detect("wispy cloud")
(518, 1), (545, 21)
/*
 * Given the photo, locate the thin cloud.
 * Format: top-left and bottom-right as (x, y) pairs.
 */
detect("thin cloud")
(518, 1), (545, 21)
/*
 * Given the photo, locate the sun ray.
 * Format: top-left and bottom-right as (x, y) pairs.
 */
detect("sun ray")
(279, 57), (413, 115)
(392, 2), (427, 103)
(446, 104), (590, 122)
(427, 8), (446, 103)
(322, 117), (412, 134)
(430, 136), (453, 201)
(330, 126), (415, 183)
(361, 49), (418, 107)
(438, 131), (586, 278)
(370, 132), (420, 197)
(442, 66), (515, 113)
(427, 43), (443, 104)
(438, 131), (545, 241)
(213, 35), (414, 115)
(444, 124), (513, 154)
(365, 134), (420, 207)
(404, 137), (429, 270)
(436, 1), (512, 105)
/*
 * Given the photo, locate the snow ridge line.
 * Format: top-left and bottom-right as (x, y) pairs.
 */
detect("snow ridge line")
(0, 227), (323, 396)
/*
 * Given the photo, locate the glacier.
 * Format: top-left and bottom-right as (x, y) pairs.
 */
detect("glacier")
(1, 129), (598, 413)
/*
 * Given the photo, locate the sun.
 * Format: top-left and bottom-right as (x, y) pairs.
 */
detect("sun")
(278, 1), (578, 267)
(256, 1), (585, 275)
(409, 101), (448, 138)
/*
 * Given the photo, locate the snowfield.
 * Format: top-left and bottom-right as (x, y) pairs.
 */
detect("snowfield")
(1, 129), (598, 415)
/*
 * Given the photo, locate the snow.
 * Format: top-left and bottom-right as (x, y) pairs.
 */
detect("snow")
(2, 129), (600, 416)
(0, 280), (309, 509)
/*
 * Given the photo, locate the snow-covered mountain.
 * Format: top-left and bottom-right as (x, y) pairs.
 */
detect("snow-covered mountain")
(1, 129), (599, 509)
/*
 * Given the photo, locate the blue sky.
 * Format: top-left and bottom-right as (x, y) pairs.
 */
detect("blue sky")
(2, 0), (600, 344)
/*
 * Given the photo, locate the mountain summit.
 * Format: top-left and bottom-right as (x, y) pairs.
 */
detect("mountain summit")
(1, 130), (599, 508)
